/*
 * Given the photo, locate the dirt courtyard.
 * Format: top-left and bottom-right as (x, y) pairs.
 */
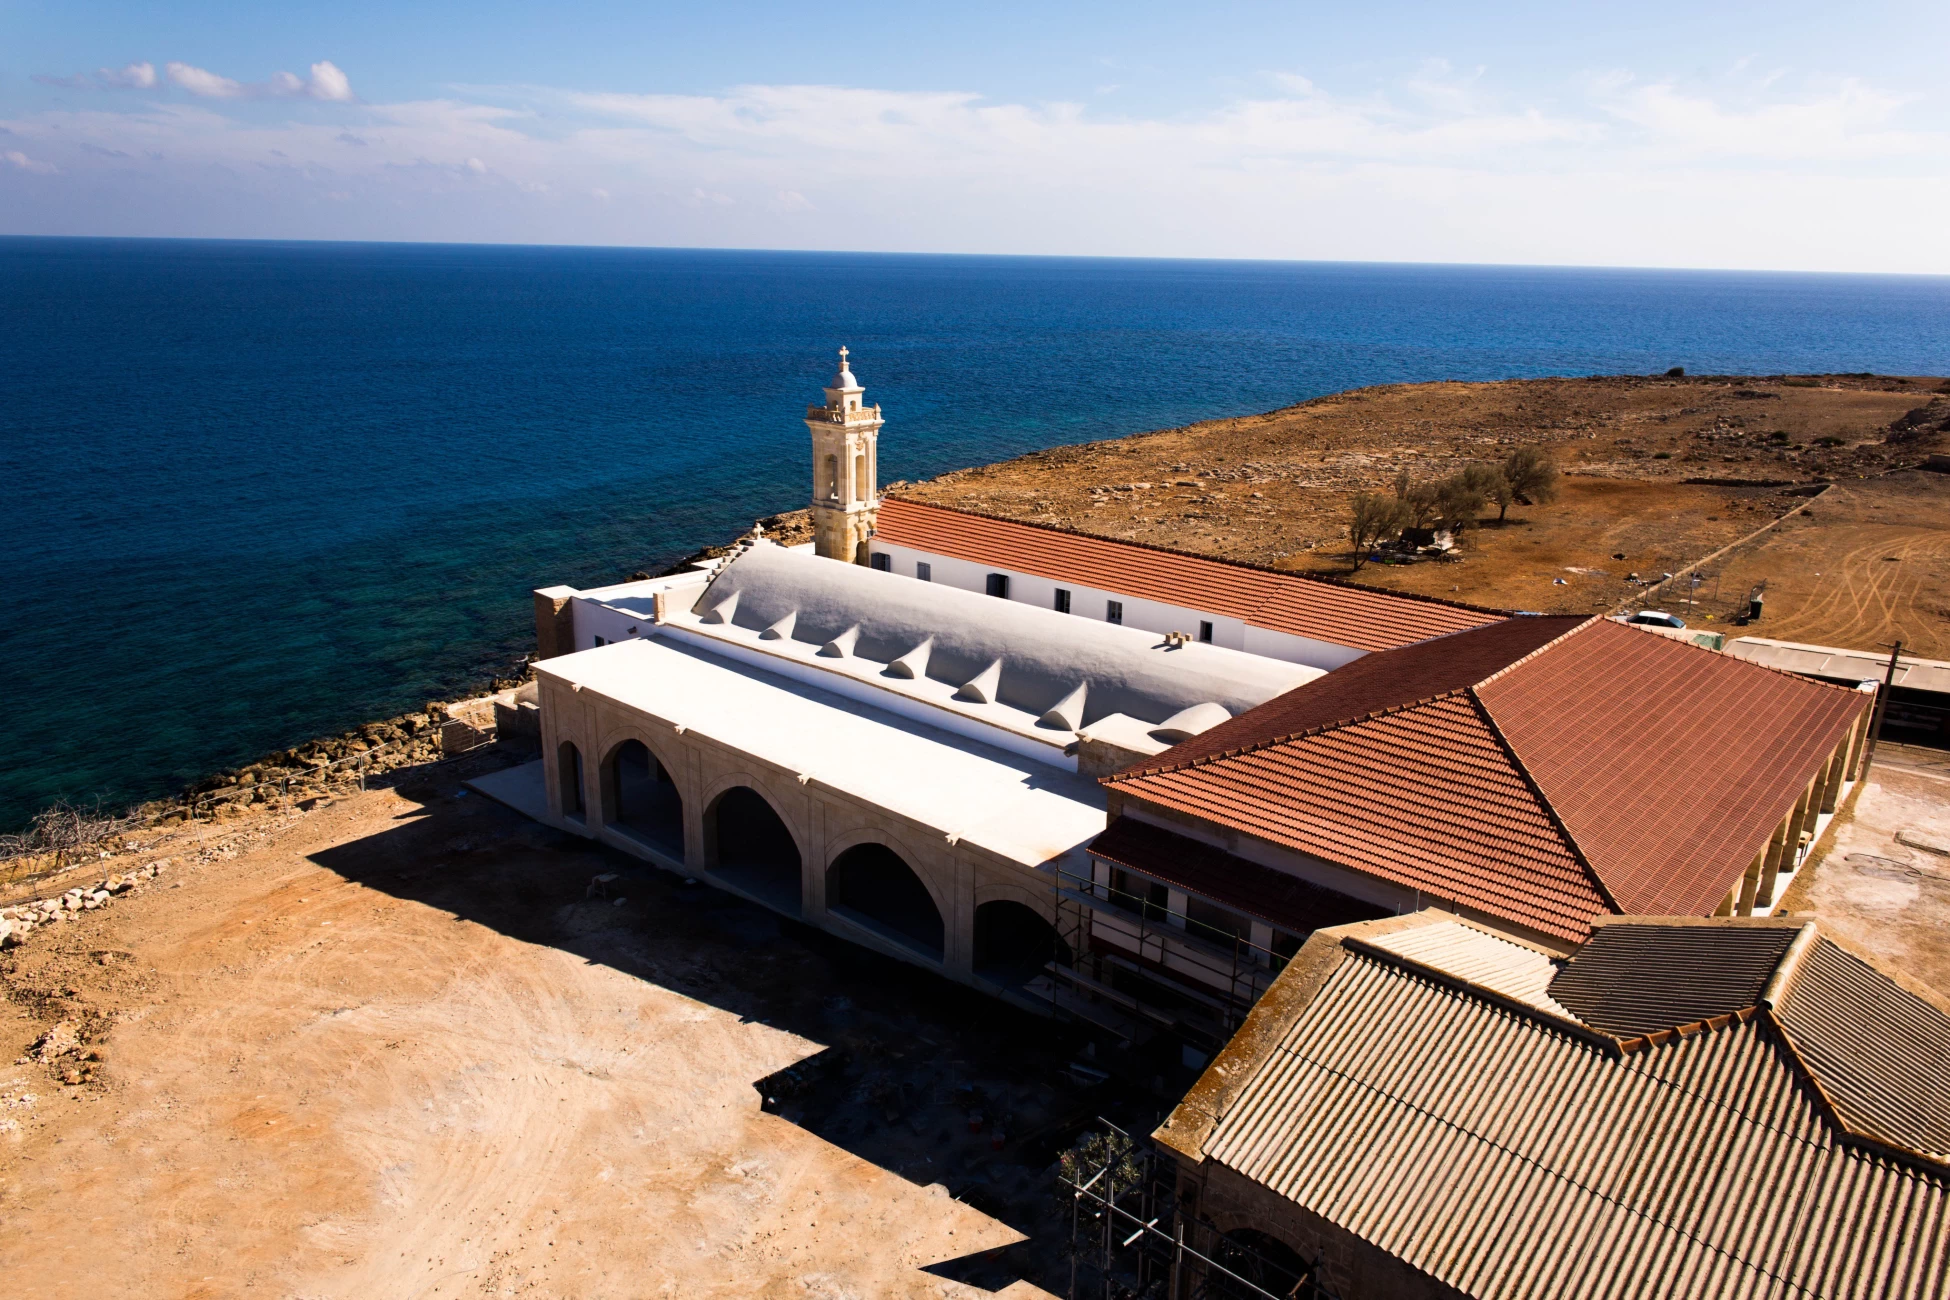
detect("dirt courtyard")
(0, 754), (1132, 1299)
(1786, 743), (1950, 997)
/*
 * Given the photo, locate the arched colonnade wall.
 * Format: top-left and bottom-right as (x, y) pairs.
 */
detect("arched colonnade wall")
(537, 675), (1072, 984)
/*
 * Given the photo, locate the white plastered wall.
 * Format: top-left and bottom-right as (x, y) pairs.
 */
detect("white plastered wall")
(870, 540), (1367, 671)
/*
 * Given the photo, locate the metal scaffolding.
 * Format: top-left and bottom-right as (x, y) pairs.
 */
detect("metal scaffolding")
(1036, 858), (1286, 1052)
(1058, 1120), (1336, 1300)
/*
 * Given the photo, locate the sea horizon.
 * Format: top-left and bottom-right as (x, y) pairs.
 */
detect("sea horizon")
(13, 232), (1950, 281)
(6, 235), (1948, 829)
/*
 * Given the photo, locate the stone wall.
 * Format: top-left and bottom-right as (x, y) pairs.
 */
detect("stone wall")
(534, 673), (1061, 993)
(1175, 1157), (1466, 1300)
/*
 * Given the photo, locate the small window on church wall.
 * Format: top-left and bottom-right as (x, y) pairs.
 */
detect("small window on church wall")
(854, 452), (867, 495)
(916, 562), (932, 581)
(1054, 588), (1071, 614)
(1106, 600), (1123, 624)
(1199, 620), (1214, 643)
(870, 552), (890, 571)
(985, 573), (1010, 599)
(824, 455), (838, 498)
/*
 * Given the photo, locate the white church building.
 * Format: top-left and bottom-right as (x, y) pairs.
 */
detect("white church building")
(480, 351), (1866, 1049)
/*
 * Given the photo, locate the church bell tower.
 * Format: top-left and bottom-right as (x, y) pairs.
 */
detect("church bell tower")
(806, 346), (884, 564)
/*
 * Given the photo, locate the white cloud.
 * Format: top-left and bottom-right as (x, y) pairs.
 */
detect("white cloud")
(1593, 75), (1923, 161)
(4, 150), (58, 174)
(99, 62), (157, 90)
(166, 62), (245, 99)
(165, 59), (354, 102)
(307, 61), (355, 102)
(4, 67), (1946, 272)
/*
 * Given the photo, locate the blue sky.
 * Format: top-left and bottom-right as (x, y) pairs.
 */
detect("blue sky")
(4, 0), (1948, 271)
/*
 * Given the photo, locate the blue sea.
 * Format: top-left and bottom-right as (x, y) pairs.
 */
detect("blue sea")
(4, 237), (1948, 829)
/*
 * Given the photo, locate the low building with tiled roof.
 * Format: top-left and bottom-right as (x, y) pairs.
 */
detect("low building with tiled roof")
(870, 496), (1502, 667)
(1100, 614), (1875, 951)
(1154, 911), (1950, 1300)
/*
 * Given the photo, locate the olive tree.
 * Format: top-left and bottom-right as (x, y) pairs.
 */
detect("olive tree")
(1347, 491), (1407, 571)
(1500, 447), (1560, 519)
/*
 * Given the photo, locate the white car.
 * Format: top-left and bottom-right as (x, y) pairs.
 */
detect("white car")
(1626, 610), (1687, 629)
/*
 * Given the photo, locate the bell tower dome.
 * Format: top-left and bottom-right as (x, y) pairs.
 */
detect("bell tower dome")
(806, 346), (885, 564)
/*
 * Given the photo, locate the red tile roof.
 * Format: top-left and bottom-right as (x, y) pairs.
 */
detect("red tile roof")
(873, 497), (1501, 652)
(1116, 694), (1607, 941)
(1479, 618), (1868, 915)
(1107, 618), (1870, 941)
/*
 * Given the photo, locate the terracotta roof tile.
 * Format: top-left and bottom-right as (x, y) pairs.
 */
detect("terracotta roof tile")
(1113, 695), (1608, 941)
(873, 497), (1501, 652)
(1108, 617), (1871, 941)
(1477, 619), (1869, 915)
(1117, 614), (1583, 777)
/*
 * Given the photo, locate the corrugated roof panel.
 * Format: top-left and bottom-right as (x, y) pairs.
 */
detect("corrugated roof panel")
(1548, 923), (1798, 1035)
(873, 497), (1502, 652)
(1199, 945), (1950, 1300)
(1777, 938), (1950, 1161)
(1364, 919), (1572, 1017)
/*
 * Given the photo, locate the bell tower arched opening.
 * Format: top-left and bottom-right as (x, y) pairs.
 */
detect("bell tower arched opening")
(805, 346), (884, 564)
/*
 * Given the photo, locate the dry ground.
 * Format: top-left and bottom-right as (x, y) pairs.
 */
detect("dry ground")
(892, 374), (1950, 637)
(0, 756), (1124, 1299)
(1783, 743), (1950, 996)
(1702, 472), (1950, 660)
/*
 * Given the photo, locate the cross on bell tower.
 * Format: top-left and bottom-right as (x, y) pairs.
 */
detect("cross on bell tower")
(805, 345), (885, 564)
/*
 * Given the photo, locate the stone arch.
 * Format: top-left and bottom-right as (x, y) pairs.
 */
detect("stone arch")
(973, 899), (1069, 988)
(704, 784), (803, 917)
(557, 740), (586, 818)
(599, 735), (685, 858)
(826, 842), (944, 961)
(973, 879), (1057, 923)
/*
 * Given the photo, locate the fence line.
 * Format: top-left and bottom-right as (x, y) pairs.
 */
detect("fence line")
(0, 724), (500, 892)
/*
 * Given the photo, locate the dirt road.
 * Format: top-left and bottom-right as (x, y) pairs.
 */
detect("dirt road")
(0, 766), (1070, 1299)
(1708, 472), (1950, 659)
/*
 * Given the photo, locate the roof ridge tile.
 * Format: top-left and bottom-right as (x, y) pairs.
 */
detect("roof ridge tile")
(1463, 685), (1619, 914)
(1469, 614), (1604, 689)
(879, 495), (1512, 620)
(1103, 688), (1477, 783)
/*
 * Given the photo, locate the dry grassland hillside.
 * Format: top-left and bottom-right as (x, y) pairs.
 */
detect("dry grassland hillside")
(893, 373), (1950, 656)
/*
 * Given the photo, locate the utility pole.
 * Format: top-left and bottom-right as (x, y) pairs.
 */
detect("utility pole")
(1860, 640), (1903, 779)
